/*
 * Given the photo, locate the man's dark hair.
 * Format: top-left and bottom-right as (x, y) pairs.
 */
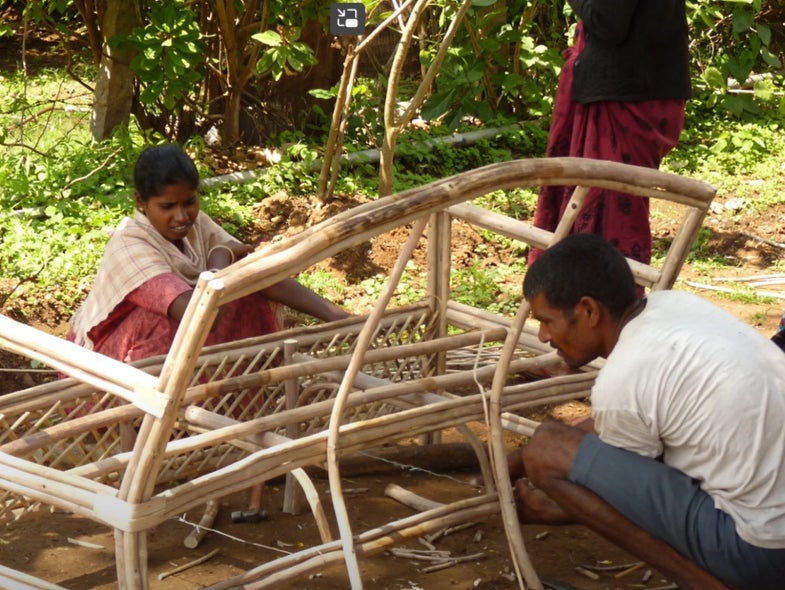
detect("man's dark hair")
(134, 144), (200, 202)
(523, 234), (638, 318)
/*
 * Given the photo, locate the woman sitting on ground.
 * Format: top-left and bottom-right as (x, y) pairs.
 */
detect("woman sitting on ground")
(68, 143), (350, 362)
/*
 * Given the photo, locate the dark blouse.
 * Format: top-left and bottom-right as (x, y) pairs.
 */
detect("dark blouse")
(568, 0), (692, 103)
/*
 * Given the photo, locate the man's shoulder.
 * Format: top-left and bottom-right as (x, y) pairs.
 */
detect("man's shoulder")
(646, 290), (726, 319)
(639, 290), (782, 366)
(647, 289), (700, 305)
(615, 291), (720, 356)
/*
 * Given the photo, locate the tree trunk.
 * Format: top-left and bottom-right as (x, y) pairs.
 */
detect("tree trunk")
(223, 83), (243, 147)
(90, 2), (139, 141)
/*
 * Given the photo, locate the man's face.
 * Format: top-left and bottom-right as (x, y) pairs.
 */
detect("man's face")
(135, 182), (200, 243)
(529, 292), (602, 369)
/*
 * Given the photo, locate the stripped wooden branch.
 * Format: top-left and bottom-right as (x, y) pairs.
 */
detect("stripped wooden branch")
(183, 499), (219, 549)
(157, 548), (220, 580)
(685, 280), (785, 300)
(421, 552), (487, 573)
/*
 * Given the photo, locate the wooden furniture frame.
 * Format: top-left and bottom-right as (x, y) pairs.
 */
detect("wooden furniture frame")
(0, 158), (715, 590)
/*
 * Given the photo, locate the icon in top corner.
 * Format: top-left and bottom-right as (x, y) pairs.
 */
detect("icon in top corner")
(330, 3), (366, 36)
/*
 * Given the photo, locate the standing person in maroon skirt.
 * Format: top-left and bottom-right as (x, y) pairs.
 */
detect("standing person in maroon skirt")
(529, 0), (692, 266)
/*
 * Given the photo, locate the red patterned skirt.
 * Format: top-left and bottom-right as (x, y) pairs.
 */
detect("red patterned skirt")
(529, 29), (686, 266)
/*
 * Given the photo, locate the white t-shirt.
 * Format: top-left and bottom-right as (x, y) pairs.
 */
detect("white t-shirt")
(592, 290), (785, 549)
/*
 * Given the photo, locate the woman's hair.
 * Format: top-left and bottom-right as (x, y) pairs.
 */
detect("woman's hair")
(523, 233), (638, 318)
(134, 144), (200, 202)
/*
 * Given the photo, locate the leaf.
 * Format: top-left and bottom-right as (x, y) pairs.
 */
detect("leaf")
(731, 9), (753, 34)
(421, 89), (458, 121)
(288, 54), (304, 72)
(466, 61), (486, 83)
(756, 23), (771, 46)
(753, 79), (774, 101)
(760, 47), (782, 69)
(727, 55), (754, 89)
(722, 94), (751, 118)
(309, 88), (336, 100)
(257, 52), (276, 74)
(252, 30), (283, 47)
(702, 67), (726, 90)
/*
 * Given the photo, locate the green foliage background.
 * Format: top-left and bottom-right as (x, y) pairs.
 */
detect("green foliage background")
(0, 0), (783, 319)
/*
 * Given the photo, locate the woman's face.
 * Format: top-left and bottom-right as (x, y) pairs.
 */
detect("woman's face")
(135, 182), (200, 243)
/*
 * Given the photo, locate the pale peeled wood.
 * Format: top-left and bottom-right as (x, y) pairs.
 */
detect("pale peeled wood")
(183, 499), (219, 548)
(0, 157), (715, 590)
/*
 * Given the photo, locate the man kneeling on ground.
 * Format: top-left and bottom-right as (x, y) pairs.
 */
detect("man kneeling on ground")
(508, 233), (785, 590)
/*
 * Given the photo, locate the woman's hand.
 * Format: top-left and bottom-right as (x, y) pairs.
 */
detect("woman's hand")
(261, 278), (351, 323)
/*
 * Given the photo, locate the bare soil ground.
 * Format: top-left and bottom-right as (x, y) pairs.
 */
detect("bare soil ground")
(2, 190), (785, 590)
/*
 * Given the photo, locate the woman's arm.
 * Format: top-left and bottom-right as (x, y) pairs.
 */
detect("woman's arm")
(261, 277), (350, 322)
(206, 242), (254, 269)
(168, 290), (193, 322)
(169, 267), (349, 325)
(169, 276), (349, 329)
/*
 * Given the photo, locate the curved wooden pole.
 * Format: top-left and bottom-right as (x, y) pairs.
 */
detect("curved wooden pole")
(325, 216), (429, 589)
(489, 298), (543, 590)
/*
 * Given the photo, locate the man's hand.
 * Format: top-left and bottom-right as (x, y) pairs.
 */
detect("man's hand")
(514, 477), (572, 524)
(474, 445), (528, 488)
(507, 446), (528, 482)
